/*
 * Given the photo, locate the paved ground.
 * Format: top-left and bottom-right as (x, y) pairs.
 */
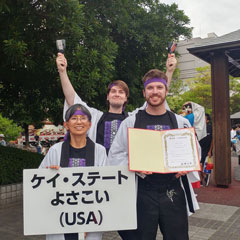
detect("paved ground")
(195, 154), (240, 207)
(0, 201), (240, 240)
(1, 155), (240, 240)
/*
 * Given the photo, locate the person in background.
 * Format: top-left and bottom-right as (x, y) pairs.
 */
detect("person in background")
(181, 102), (207, 140)
(181, 102), (207, 188)
(234, 128), (240, 165)
(231, 125), (237, 151)
(199, 113), (213, 186)
(56, 136), (64, 143)
(34, 136), (42, 154)
(0, 134), (6, 146)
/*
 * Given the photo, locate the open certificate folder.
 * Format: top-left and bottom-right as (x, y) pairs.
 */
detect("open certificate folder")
(128, 127), (201, 173)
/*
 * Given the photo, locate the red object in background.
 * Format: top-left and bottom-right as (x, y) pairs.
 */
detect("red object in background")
(192, 181), (201, 188)
(168, 42), (177, 54)
(206, 163), (214, 170)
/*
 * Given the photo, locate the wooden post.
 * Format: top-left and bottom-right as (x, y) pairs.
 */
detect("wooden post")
(211, 51), (231, 186)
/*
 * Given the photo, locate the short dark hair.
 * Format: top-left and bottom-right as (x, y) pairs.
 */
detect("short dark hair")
(183, 102), (192, 109)
(65, 104), (92, 122)
(205, 113), (211, 122)
(57, 137), (64, 142)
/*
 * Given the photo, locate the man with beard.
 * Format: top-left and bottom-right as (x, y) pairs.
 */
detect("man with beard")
(107, 69), (200, 240)
(56, 53), (177, 154)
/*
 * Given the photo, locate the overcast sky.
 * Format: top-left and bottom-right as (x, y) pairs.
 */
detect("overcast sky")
(160, 0), (240, 38)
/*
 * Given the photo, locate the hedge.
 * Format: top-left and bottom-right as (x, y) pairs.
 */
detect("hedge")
(0, 146), (44, 185)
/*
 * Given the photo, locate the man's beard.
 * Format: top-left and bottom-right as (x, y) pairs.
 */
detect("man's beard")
(110, 102), (124, 109)
(146, 94), (166, 107)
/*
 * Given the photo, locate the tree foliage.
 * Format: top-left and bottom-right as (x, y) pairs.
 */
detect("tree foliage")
(167, 66), (213, 114)
(0, 114), (23, 142)
(97, 0), (192, 110)
(230, 77), (240, 114)
(1, 0), (84, 127)
(168, 65), (240, 115)
(0, 0), (192, 128)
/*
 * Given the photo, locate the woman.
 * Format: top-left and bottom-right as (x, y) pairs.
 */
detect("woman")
(39, 104), (107, 240)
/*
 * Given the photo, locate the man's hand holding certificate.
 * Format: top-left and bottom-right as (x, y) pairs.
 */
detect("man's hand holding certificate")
(128, 128), (201, 173)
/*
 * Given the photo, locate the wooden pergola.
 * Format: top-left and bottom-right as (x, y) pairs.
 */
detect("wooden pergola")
(188, 29), (240, 187)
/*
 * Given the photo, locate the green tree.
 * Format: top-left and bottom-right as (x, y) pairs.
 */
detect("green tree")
(1, 0), (192, 135)
(168, 65), (240, 115)
(79, 1), (192, 111)
(166, 68), (186, 113)
(0, 0), (117, 144)
(180, 66), (212, 113)
(0, 114), (23, 142)
(167, 66), (212, 113)
(230, 77), (240, 114)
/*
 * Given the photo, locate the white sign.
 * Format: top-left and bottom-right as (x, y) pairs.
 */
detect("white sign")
(23, 166), (137, 235)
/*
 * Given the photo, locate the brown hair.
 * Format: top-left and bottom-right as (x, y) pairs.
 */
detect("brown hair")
(142, 69), (168, 87)
(107, 80), (129, 98)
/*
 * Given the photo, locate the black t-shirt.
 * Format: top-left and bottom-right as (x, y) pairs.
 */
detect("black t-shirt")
(135, 110), (176, 186)
(96, 112), (127, 154)
(64, 145), (87, 240)
(137, 110), (174, 130)
(68, 145), (87, 167)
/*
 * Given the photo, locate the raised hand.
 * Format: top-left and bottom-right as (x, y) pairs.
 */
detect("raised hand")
(166, 53), (177, 73)
(56, 53), (67, 73)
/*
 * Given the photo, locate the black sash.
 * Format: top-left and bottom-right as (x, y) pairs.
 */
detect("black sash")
(134, 110), (195, 213)
(60, 137), (95, 167)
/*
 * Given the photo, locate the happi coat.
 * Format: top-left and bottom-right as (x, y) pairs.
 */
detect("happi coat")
(39, 140), (107, 240)
(107, 111), (201, 216)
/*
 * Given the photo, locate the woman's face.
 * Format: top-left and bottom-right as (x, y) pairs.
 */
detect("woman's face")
(64, 113), (91, 137)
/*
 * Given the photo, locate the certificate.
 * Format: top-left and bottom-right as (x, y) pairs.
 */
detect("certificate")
(128, 127), (201, 173)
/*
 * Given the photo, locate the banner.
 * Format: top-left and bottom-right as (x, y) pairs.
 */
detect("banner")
(24, 165), (137, 235)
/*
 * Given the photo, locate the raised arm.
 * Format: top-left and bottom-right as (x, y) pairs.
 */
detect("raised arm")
(165, 53), (177, 88)
(56, 53), (75, 106)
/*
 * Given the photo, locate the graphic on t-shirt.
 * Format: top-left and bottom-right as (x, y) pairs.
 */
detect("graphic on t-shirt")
(68, 158), (86, 167)
(147, 124), (171, 131)
(104, 120), (122, 149)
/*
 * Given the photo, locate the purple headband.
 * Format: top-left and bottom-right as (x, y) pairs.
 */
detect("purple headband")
(73, 110), (87, 116)
(108, 83), (116, 90)
(144, 78), (168, 89)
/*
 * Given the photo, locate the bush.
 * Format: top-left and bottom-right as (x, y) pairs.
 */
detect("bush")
(0, 146), (44, 185)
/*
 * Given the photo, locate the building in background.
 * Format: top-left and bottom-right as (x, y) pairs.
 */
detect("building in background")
(177, 33), (218, 80)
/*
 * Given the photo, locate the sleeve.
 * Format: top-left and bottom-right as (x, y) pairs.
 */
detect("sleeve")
(95, 144), (107, 167)
(191, 102), (207, 141)
(187, 137), (201, 185)
(180, 174), (200, 216)
(107, 116), (135, 166)
(39, 144), (62, 169)
(164, 100), (170, 111)
(176, 114), (201, 183)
